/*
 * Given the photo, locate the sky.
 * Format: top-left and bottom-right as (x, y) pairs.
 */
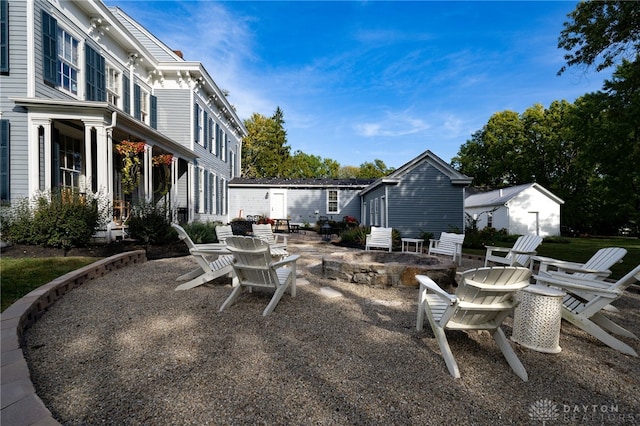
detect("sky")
(104, 0), (612, 169)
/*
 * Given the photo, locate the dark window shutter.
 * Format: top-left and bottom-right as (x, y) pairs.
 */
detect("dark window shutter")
(194, 166), (200, 212)
(0, 119), (9, 200)
(133, 84), (141, 120)
(123, 73), (130, 113)
(0, 0), (9, 73)
(150, 95), (157, 129)
(41, 11), (57, 86)
(203, 111), (208, 149)
(194, 103), (200, 144)
(85, 44), (105, 101)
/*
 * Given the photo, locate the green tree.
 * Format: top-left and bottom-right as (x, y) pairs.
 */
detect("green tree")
(356, 159), (394, 179)
(241, 108), (291, 178)
(288, 151), (340, 178)
(558, 1), (640, 75)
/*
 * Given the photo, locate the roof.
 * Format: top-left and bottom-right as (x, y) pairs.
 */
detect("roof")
(229, 178), (375, 188)
(360, 150), (472, 195)
(464, 183), (564, 208)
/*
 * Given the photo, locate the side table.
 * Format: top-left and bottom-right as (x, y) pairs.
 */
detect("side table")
(511, 284), (565, 354)
(401, 238), (424, 253)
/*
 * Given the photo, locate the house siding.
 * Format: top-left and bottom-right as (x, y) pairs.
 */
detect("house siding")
(387, 161), (465, 238)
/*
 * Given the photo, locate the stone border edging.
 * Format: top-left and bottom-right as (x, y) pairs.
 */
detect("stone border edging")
(1, 250), (147, 426)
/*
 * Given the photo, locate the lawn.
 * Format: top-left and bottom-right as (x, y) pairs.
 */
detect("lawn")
(465, 236), (640, 279)
(1, 257), (98, 312)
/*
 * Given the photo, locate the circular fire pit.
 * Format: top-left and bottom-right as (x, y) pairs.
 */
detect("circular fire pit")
(322, 251), (456, 288)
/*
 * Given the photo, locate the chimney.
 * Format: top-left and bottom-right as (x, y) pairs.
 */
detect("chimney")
(173, 50), (184, 59)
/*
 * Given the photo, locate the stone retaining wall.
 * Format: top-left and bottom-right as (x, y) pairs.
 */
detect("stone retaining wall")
(1, 250), (146, 426)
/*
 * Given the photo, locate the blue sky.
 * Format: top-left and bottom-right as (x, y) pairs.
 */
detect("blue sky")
(105, 1), (611, 169)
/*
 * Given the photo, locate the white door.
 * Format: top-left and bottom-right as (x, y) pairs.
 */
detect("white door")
(270, 190), (286, 219)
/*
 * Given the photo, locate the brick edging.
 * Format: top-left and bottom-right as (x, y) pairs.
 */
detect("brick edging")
(1, 250), (147, 426)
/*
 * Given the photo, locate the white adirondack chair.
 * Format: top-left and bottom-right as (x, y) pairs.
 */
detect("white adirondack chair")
(172, 224), (235, 291)
(365, 227), (393, 252)
(428, 232), (465, 265)
(215, 225), (234, 244)
(533, 247), (627, 313)
(484, 235), (543, 268)
(534, 264), (640, 357)
(220, 236), (301, 316)
(534, 247), (627, 281)
(416, 267), (532, 380)
(251, 223), (288, 249)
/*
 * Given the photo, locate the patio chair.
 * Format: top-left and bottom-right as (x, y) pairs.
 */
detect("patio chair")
(428, 232), (465, 265)
(365, 226), (393, 252)
(534, 264), (640, 357)
(172, 223), (235, 291)
(533, 247), (627, 281)
(484, 235), (543, 268)
(219, 236), (300, 316)
(215, 225), (234, 244)
(416, 267), (532, 380)
(252, 223), (288, 249)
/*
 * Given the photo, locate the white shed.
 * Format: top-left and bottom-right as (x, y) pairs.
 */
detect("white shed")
(464, 183), (564, 236)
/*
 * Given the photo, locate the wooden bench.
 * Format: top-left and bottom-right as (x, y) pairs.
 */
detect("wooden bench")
(428, 232), (465, 265)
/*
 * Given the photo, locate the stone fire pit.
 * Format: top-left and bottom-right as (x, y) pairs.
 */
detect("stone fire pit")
(322, 251), (456, 288)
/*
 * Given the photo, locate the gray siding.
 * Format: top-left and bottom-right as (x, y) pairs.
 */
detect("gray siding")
(1, 0), (28, 200)
(387, 161), (465, 238)
(155, 89), (191, 146)
(229, 188), (270, 219)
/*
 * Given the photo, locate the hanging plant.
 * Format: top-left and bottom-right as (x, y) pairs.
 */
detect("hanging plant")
(115, 140), (145, 195)
(152, 153), (173, 197)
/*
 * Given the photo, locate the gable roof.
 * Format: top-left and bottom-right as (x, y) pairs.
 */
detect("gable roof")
(465, 183), (564, 208)
(229, 178), (375, 188)
(360, 150), (472, 195)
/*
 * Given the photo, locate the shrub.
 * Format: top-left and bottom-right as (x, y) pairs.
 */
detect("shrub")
(182, 221), (221, 244)
(2, 190), (108, 251)
(339, 226), (368, 246)
(127, 200), (176, 245)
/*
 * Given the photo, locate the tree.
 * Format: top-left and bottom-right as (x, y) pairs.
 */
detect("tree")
(288, 151), (340, 178)
(356, 159), (395, 179)
(241, 108), (291, 178)
(558, 1), (640, 75)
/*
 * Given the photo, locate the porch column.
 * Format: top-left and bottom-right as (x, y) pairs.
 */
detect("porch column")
(171, 157), (178, 218)
(83, 123), (93, 193)
(105, 128), (114, 199)
(30, 118), (52, 195)
(144, 144), (153, 201)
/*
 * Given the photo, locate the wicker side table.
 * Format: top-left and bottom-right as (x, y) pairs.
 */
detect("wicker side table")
(511, 284), (565, 354)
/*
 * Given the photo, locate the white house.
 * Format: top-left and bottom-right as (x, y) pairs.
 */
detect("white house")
(464, 183), (564, 237)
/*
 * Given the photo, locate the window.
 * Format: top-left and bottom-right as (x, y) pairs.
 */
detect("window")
(85, 45), (105, 101)
(197, 168), (204, 213)
(1, 0), (9, 74)
(107, 67), (120, 107)
(57, 27), (79, 94)
(374, 198), (379, 226)
(58, 134), (82, 190)
(133, 84), (148, 122)
(212, 123), (218, 156)
(327, 189), (338, 214)
(221, 132), (227, 161)
(0, 119), (9, 200)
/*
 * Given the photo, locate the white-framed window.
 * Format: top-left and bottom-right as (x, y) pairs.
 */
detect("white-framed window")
(57, 28), (79, 94)
(140, 90), (148, 123)
(198, 168), (204, 213)
(327, 189), (338, 214)
(58, 134), (82, 189)
(107, 67), (120, 107)
(196, 106), (203, 145)
(369, 200), (373, 225)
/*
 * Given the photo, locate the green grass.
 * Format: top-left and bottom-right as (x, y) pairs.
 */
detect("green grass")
(465, 237), (640, 279)
(1, 257), (98, 312)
